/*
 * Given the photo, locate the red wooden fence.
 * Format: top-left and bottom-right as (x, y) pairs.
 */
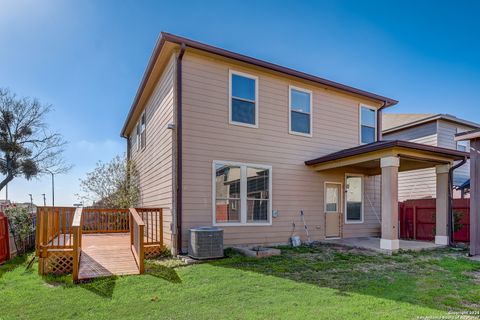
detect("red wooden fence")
(0, 212), (10, 263)
(399, 198), (470, 242)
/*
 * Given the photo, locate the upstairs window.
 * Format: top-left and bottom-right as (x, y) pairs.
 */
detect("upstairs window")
(360, 105), (377, 144)
(136, 112), (146, 151)
(289, 86), (312, 136)
(456, 129), (469, 152)
(213, 161), (271, 225)
(136, 123), (141, 151)
(140, 112), (146, 149)
(229, 71), (258, 127)
(457, 140), (468, 152)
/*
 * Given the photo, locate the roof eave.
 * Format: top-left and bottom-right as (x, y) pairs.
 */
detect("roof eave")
(305, 140), (469, 166)
(121, 32), (398, 137)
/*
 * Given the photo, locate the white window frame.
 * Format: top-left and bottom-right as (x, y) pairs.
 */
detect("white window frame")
(359, 104), (377, 145)
(324, 182), (342, 213)
(289, 85), (313, 137)
(135, 123), (140, 151)
(229, 70), (259, 128)
(344, 173), (364, 224)
(140, 111), (146, 150)
(212, 160), (272, 226)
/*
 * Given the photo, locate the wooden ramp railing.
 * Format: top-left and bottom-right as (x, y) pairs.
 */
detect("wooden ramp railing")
(72, 208), (82, 282)
(36, 206), (165, 280)
(130, 208), (145, 274)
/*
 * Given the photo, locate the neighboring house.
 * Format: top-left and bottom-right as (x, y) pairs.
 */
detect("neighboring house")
(382, 114), (480, 200)
(121, 33), (467, 253)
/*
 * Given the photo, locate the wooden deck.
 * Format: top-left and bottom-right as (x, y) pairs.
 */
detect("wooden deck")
(78, 233), (139, 280)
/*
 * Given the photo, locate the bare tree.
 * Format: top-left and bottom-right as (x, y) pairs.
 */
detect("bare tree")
(78, 155), (139, 208)
(0, 88), (70, 191)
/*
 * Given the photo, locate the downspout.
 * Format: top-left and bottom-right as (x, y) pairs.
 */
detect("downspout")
(377, 101), (387, 142)
(448, 156), (467, 247)
(176, 43), (186, 254)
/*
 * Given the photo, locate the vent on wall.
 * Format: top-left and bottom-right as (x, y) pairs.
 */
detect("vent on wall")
(188, 227), (224, 259)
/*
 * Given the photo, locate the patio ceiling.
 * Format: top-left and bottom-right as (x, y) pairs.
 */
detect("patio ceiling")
(305, 140), (469, 175)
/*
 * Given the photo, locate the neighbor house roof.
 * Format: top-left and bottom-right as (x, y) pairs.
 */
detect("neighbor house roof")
(383, 113), (480, 134)
(455, 128), (480, 141)
(121, 32), (398, 137)
(305, 140), (468, 166)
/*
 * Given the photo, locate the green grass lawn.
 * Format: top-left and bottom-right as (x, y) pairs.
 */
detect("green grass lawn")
(0, 245), (479, 320)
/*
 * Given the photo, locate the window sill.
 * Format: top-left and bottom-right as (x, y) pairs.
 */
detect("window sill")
(344, 220), (364, 224)
(289, 130), (312, 138)
(213, 222), (272, 227)
(229, 120), (258, 129)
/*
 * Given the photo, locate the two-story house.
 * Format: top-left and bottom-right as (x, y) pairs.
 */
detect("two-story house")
(121, 33), (467, 254)
(383, 113), (479, 200)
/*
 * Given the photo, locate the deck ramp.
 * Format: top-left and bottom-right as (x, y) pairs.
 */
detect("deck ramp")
(78, 233), (139, 280)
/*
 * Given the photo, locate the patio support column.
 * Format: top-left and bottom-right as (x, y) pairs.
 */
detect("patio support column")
(470, 139), (480, 256)
(435, 164), (450, 245)
(380, 156), (400, 251)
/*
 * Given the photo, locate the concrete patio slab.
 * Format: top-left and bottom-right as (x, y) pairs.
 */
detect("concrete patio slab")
(319, 237), (446, 254)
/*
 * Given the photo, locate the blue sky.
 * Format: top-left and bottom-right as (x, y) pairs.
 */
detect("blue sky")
(1, 0), (479, 205)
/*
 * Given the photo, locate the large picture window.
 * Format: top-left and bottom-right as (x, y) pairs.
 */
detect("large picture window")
(213, 161), (271, 225)
(229, 70), (258, 127)
(289, 86), (312, 136)
(360, 105), (376, 144)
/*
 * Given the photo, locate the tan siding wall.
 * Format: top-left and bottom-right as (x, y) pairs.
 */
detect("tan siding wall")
(181, 51), (382, 248)
(130, 55), (176, 248)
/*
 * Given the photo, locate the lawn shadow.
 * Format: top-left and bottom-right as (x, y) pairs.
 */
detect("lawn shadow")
(80, 276), (118, 298)
(145, 262), (182, 283)
(0, 253), (30, 279)
(208, 245), (480, 312)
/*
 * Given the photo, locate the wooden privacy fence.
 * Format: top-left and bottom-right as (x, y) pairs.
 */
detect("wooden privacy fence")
(0, 212), (10, 264)
(399, 198), (470, 242)
(36, 206), (165, 280)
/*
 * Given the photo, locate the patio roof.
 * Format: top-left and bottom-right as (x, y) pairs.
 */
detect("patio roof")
(305, 140), (468, 174)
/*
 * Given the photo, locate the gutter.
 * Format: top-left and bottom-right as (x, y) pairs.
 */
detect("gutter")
(377, 101), (387, 141)
(448, 156), (467, 247)
(175, 44), (186, 254)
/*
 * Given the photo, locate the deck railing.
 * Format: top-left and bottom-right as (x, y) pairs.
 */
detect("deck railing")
(129, 208), (145, 274)
(72, 208), (83, 282)
(36, 206), (166, 278)
(36, 207), (76, 275)
(82, 208), (130, 233)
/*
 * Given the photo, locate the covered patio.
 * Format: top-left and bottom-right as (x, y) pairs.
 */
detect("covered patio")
(305, 140), (469, 252)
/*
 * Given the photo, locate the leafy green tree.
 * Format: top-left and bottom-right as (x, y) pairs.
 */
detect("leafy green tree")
(78, 155), (139, 208)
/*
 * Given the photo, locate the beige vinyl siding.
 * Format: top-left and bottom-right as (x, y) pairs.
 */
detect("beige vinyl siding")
(181, 51), (382, 248)
(129, 55), (176, 248)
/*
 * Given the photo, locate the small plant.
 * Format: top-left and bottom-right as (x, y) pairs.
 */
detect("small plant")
(4, 205), (34, 254)
(452, 210), (464, 232)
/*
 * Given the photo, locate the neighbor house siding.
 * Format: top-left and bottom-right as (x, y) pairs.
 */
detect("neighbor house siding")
(383, 119), (472, 201)
(129, 55), (176, 247)
(437, 120), (470, 184)
(384, 123), (439, 201)
(180, 51), (382, 248)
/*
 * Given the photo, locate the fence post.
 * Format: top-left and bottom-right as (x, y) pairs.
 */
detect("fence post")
(413, 205), (417, 240)
(139, 224), (145, 274)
